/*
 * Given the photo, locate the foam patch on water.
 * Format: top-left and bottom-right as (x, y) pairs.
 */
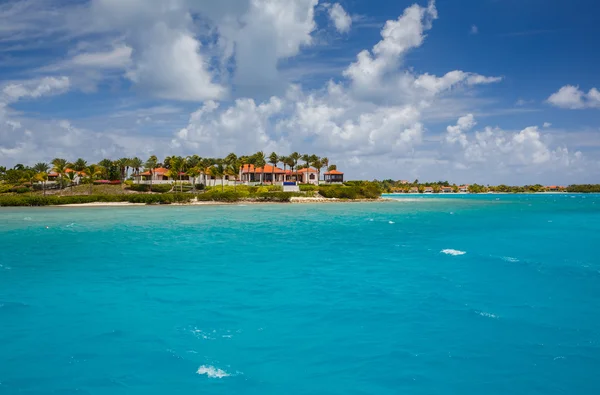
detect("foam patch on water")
(441, 249), (466, 256)
(389, 221), (395, 224)
(477, 311), (498, 319)
(502, 256), (519, 263)
(197, 365), (229, 378)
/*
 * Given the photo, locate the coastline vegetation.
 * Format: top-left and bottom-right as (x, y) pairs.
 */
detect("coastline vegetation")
(374, 180), (599, 194)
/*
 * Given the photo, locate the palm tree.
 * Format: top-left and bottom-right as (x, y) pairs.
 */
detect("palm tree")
(268, 152), (278, 185)
(33, 162), (50, 195)
(225, 153), (238, 188)
(51, 158), (68, 191)
(187, 167), (201, 192)
(115, 158), (129, 184)
(163, 156), (172, 169)
(129, 157), (143, 184)
(227, 160), (241, 192)
(313, 158), (322, 186)
(210, 162), (226, 192)
(167, 156), (185, 193)
(320, 157), (329, 184)
(84, 164), (102, 195)
(73, 158), (87, 172)
(145, 155), (158, 191)
(253, 151), (266, 184)
(65, 170), (77, 192)
(290, 152), (301, 182)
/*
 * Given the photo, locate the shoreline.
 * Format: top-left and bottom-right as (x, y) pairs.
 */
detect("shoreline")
(52, 197), (391, 207)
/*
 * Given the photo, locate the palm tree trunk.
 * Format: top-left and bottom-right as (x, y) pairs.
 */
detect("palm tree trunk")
(221, 176), (224, 192)
(150, 171), (153, 192)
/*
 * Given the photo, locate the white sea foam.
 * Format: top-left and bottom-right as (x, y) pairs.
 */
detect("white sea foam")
(389, 221), (395, 224)
(441, 249), (466, 256)
(197, 365), (229, 378)
(478, 311), (498, 319)
(23, 217), (32, 221)
(502, 256), (519, 263)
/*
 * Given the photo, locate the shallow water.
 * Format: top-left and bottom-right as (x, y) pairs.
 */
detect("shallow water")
(1, 195), (600, 394)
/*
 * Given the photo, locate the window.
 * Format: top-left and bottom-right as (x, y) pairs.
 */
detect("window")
(310, 174), (315, 180)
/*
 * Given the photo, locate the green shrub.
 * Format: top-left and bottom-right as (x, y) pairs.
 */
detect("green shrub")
(0, 184), (14, 193)
(197, 191), (242, 202)
(128, 184), (151, 192)
(299, 184), (318, 192)
(14, 187), (31, 194)
(0, 193), (193, 207)
(150, 184), (172, 193)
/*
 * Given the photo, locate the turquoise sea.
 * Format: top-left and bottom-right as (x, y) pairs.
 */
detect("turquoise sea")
(1, 194), (600, 394)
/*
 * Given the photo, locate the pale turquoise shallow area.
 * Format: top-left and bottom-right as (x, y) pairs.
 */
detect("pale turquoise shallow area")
(1, 195), (600, 394)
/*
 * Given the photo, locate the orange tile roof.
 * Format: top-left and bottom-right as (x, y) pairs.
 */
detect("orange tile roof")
(139, 167), (169, 176)
(296, 167), (318, 173)
(241, 164), (286, 174)
(324, 170), (343, 175)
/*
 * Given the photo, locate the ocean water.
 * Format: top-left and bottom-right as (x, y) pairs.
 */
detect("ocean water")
(1, 195), (600, 394)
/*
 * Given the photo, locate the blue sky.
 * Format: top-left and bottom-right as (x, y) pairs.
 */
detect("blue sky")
(1, 0), (599, 184)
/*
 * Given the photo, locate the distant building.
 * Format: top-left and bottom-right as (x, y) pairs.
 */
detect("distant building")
(400, 180), (409, 184)
(295, 168), (319, 185)
(324, 170), (344, 183)
(440, 186), (453, 193)
(459, 185), (469, 193)
(409, 187), (419, 193)
(423, 187), (434, 193)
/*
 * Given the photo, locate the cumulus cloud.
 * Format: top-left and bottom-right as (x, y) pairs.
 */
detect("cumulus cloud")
(445, 114), (584, 170)
(547, 85), (600, 109)
(326, 3), (352, 33)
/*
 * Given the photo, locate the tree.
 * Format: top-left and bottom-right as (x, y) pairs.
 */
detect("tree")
(98, 159), (113, 177)
(253, 151), (266, 184)
(167, 156), (185, 193)
(33, 162), (50, 195)
(211, 162), (226, 192)
(290, 152), (301, 182)
(129, 157), (143, 184)
(65, 171), (77, 192)
(84, 164), (102, 195)
(145, 155), (158, 191)
(187, 167), (201, 192)
(320, 157), (329, 183)
(115, 158), (129, 184)
(225, 153), (238, 189)
(313, 158), (322, 186)
(73, 158), (87, 172)
(268, 152), (279, 184)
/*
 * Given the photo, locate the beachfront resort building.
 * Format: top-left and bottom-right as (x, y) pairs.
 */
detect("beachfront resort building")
(423, 187), (434, 193)
(324, 170), (344, 183)
(440, 186), (453, 193)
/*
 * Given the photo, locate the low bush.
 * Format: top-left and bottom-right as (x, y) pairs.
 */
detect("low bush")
(0, 193), (193, 207)
(318, 181), (382, 199)
(299, 184), (318, 192)
(196, 191), (242, 202)
(128, 184), (151, 192)
(150, 184), (172, 193)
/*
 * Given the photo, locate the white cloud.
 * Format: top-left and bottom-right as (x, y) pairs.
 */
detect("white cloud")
(327, 3), (352, 33)
(543, 122), (552, 128)
(470, 25), (478, 35)
(343, 1), (437, 91)
(547, 85), (600, 109)
(1, 77), (70, 102)
(71, 44), (132, 69)
(445, 114), (585, 170)
(446, 114), (475, 148)
(125, 30), (226, 101)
